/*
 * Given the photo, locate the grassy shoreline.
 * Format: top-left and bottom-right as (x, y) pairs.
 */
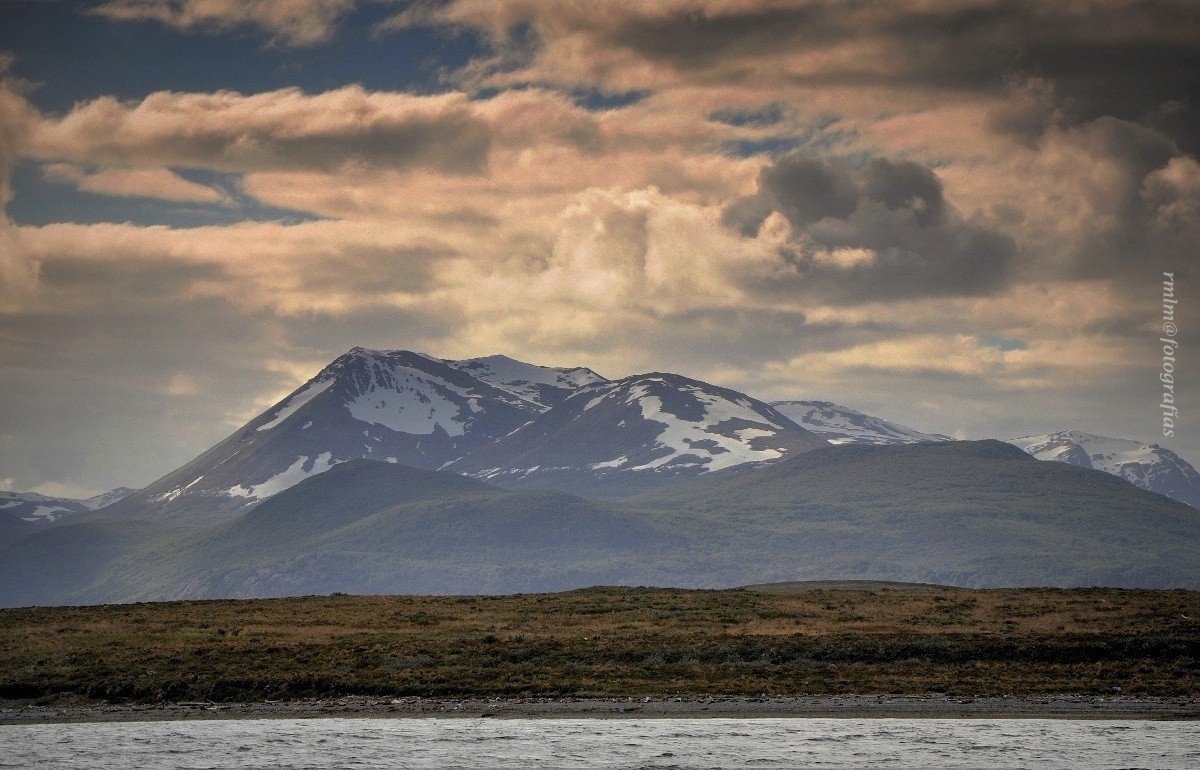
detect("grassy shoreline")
(2, 586), (1198, 707)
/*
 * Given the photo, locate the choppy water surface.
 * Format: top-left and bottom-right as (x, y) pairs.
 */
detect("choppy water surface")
(2, 717), (1197, 769)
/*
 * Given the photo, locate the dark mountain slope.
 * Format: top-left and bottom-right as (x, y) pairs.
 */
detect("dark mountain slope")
(33, 461), (683, 603)
(634, 440), (1200, 588)
(4, 441), (1197, 607)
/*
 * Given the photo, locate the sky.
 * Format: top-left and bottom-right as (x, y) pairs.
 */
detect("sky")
(0, 0), (1197, 498)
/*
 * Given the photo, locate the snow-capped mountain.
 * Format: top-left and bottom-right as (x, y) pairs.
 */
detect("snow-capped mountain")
(1008, 430), (1200, 509)
(0, 491), (91, 524)
(449, 373), (830, 496)
(0, 486), (138, 524)
(772, 401), (952, 445)
(106, 348), (605, 525)
(444, 354), (607, 408)
(82, 487), (140, 510)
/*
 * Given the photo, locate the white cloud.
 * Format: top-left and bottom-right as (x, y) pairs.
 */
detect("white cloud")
(31, 86), (492, 175)
(811, 246), (876, 269)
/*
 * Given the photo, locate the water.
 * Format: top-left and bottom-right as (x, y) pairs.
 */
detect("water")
(2, 717), (1197, 768)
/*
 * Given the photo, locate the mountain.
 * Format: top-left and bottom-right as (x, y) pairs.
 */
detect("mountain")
(1008, 430), (1200, 509)
(0, 490), (93, 524)
(101, 348), (604, 526)
(82, 487), (140, 510)
(0, 486), (139, 551)
(3, 460), (682, 604)
(632, 440), (1200, 588)
(444, 354), (607, 408)
(0, 486), (137, 525)
(772, 400), (952, 445)
(769, 403), (1200, 510)
(0, 509), (35, 550)
(448, 372), (830, 496)
(10, 346), (1199, 605)
(4, 442), (1198, 605)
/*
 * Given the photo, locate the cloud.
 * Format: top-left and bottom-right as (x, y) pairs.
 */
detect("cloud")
(30, 86), (493, 176)
(42, 163), (227, 203)
(439, 186), (785, 328)
(6, 1), (1200, 493)
(15, 218), (460, 319)
(398, 0), (1200, 150)
(938, 110), (1197, 287)
(0, 78), (40, 310)
(724, 152), (1017, 303)
(89, 0), (357, 47)
(1145, 155), (1200, 233)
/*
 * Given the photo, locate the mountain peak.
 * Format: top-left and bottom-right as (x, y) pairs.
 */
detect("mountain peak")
(1008, 430), (1199, 509)
(105, 348), (612, 524)
(442, 354), (608, 409)
(772, 400), (951, 445)
(450, 370), (828, 496)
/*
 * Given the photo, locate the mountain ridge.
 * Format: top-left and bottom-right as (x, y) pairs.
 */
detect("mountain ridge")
(3, 440), (1197, 606)
(772, 400), (952, 445)
(1008, 430), (1200, 509)
(98, 348), (604, 526)
(448, 371), (830, 496)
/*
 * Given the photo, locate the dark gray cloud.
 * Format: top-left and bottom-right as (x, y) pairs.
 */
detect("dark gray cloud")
(990, 114), (1200, 286)
(1071, 117), (1183, 278)
(725, 152), (1017, 303)
(38, 257), (226, 296)
(609, 5), (851, 71)
(757, 154), (858, 227)
(595, 1), (1200, 152)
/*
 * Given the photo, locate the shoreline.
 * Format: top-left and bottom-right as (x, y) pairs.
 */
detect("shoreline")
(3, 694), (1198, 724)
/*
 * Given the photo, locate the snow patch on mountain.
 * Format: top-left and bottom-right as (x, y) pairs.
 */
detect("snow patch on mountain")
(345, 374), (470, 436)
(257, 378), (335, 431)
(626, 386), (791, 472)
(772, 401), (951, 445)
(22, 505), (75, 522)
(1011, 431), (1157, 476)
(227, 452), (339, 499)
(0, 487), (138, 523)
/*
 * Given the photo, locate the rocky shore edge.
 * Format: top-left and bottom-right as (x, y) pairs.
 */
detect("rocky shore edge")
(3, 694), (1198, 724)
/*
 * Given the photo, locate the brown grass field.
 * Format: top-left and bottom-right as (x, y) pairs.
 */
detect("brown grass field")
(1, 585), (1198, 704)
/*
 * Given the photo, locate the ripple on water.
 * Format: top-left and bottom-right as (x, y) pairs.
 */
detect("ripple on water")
(0, 718), (1198, 769)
